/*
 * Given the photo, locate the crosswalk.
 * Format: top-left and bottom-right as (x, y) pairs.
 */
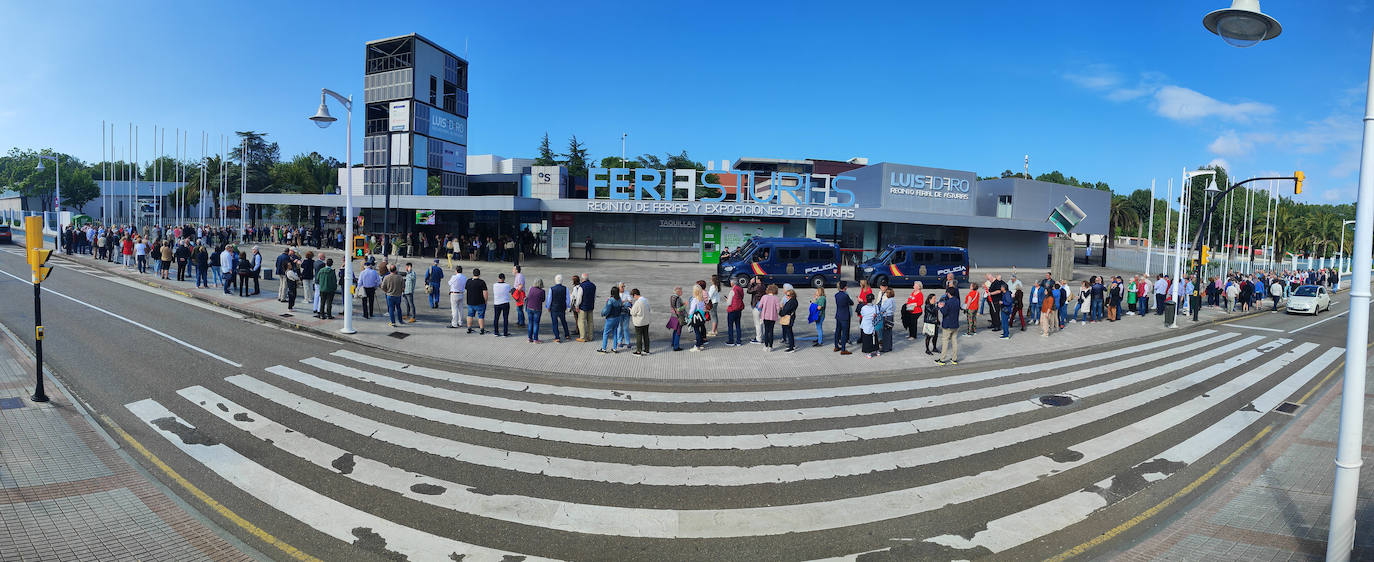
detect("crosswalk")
(122, 328), (1342, 560)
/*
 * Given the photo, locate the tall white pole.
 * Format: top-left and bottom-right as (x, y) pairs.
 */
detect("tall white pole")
(240, 137), (247, 233)
(1144, 178), (1156, 276)
(1163, 178), (1172, 277)
(342, 96), (356, 335)
(1326, 33), (1374, 562)
(1245, 180), (1255, 273)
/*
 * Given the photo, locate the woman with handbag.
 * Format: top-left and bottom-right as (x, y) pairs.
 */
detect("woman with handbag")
(922, 293), (941, 354)
(758, 284), (780, 351)
(902, 288), (923, 339)
(598, 286), (624, 354)
(668, 287), (686, 351)
(779, 288), (799, 353)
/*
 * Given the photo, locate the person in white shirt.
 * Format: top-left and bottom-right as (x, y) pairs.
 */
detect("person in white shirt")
(492, 274), (513, 337)
(448, 266), (467, 328)
(220, 246), (236, 295)
(1153, 274), (1169, 315)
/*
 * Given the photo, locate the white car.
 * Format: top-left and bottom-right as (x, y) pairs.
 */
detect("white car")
(1285, 285), (1330, 315)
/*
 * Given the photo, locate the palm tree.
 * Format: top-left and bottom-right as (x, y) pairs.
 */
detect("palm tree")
(1108, 194), (1141, 248)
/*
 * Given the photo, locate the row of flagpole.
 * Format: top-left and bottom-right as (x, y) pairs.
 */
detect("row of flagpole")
(1144, 170), (1286, 283)
(97, 122), (242, 230)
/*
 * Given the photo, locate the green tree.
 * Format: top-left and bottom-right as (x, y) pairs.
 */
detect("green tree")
(560, 135), (590, 178)
(534, 133), (557, 166)
(61, 169), (100, 213)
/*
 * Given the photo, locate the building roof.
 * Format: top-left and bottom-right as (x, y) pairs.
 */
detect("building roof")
(366, 33), (467, 64)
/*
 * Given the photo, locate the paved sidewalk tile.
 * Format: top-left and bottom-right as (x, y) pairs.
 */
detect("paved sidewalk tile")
(0, 338), (250, 561)
(56, 248), (1269, 381)
(1119, 365), (1374, 561)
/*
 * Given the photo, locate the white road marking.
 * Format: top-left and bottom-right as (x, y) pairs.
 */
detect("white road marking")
(0, 267), (242, 367)
(1288, 309), (1349, 334)
(229, 339), (1279, 487)
(299, 331), (1240, 427)
(1229, 324), (1286, 332)
(275, 334), (1260, 450)
(917, 344), (1338, 555)
(329, 329), (1216, 404)
(125, 398), (553, 561)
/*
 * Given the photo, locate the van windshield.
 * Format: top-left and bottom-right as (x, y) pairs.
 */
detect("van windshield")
(872, 246), (896, 263)
(733, 240), (757, 261)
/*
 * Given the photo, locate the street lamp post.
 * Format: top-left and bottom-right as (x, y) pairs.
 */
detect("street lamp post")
(35, 155), (61, 254)
(1339, 219), (1356, 284)
(1189, 174), (1295, 322)
(309, 88), (357, 335)
(1204, 5), (1373, 560)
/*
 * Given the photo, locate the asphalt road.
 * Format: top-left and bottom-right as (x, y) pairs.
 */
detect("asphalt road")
(0, 245), (1368, 562)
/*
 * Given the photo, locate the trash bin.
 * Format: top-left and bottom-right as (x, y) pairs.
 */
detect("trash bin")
(1163, 301), (1176, 325)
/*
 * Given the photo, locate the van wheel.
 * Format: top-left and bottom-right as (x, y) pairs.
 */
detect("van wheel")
(873, 275), (889, 288)
(734, 273), (752, 287)
(809, 275), (825, 289)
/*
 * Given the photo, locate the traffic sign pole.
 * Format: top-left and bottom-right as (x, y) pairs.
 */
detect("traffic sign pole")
(24, 216), (51, 403)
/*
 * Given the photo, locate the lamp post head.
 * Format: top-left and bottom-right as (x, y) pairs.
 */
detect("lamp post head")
(1203, 0), (1282, 48)
(309, 93), (337, 129)
(34, 161), (44, 171)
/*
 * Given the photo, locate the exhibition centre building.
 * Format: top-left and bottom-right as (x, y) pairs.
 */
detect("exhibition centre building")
(245, 33), (1109, 268)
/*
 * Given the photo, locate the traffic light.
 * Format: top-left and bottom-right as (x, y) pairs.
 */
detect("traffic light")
(1201, 245), (1210, 265)
(23, 216), (52, 282)
(1294, 170), (1305, 194)
(352, 235), (366, 259)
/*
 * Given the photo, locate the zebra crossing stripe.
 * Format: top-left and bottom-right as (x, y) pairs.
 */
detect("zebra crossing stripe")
(227, 339), (1308, 538)
(328, 329), (1215, 404)
(230, 339), (1281, 487)
(302, 332), (1241, 427)
(278, 334), (1261, 451)
(916, 344), (1338, 556)
(123, 398), (554, 562)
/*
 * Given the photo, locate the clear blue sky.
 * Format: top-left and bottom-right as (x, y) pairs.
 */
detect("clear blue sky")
(1, 1), (1368, 204)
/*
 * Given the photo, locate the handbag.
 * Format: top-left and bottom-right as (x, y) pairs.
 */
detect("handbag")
(666, 316), (680, 331)
(780, 313), (793, 326)
(923, 322), (936, 336)
(424, 284), (433, 294)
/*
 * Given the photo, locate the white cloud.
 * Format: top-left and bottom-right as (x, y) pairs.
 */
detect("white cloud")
(1153, 86), (1275, 122)
(1207, 130), (1276, 158)
(1207, 158), (1231, 171)
(1062, 64), (1121, 90)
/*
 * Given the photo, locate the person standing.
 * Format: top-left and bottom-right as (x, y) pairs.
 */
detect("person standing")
(248, 246), (263, 295)
(688, 284), (709, 352)
(193, 243), (209, 288)
(879, 288), (896, 353)
(380, 264), (405, 327)
(465, 268), (489, 334)
(725, 278), (745, 347)
(221, 245), (236, 294)
(513, 265), (526, 328)
(284, 261), (301, 311)
(986, 274), (1007, 331)
(707, 275), (722, 337)
(747, 277), (767, 344)
(426, 259), (444, 309)
(275, 248), (291, 301)
(235, 251), (253, 297)
(314, 256), (335, 317)
(923, 293), (941, 354)
(584, 236), (594, 260)
(549, 275), (569, 342)
(577, 274), (597, 342)
(357, 261), (381, 318)
(1154, 274), (1169, 314)
(300, 251), (316, 305)
(669, 286), (687, 351)
(402, 262), (417, 323)
(758, 284), (780, 351)
(175, 241), (190, 282)
(134, 237), (149, 274)
(833, 281), (854, 355)
(810, 286), (827, 347)
(599, 286), (625, 353)
(630, 288), (650, 355)
(963, 284), (980, 335)
(778, 288), (799, 353)
(936, 287), (961, 365)
(859, 294), (879, 358)
(492, 273), (513, 337)
(526, 279), (546, 343)
(448, 266), (468, 328)
(1041, 284), (1058, 337)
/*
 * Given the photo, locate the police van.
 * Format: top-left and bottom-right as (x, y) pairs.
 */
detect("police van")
(854, 245), (969, 288)
(717, 237), (840, 288)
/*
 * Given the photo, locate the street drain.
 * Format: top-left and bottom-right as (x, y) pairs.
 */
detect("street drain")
(387, 331), (409, 339)
(280, 313), (293, 317)
(1039, 395), (1074, 407)
(1274, 402), (1303, 415)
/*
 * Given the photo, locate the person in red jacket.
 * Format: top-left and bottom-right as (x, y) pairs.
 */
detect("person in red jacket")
(725, 278), (746, 346)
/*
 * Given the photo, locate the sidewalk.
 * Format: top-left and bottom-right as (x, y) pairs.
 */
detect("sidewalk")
(0, 329), (252, 561)
(1117, 363), (1374, 561)
(55, 248), (1262, 382)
